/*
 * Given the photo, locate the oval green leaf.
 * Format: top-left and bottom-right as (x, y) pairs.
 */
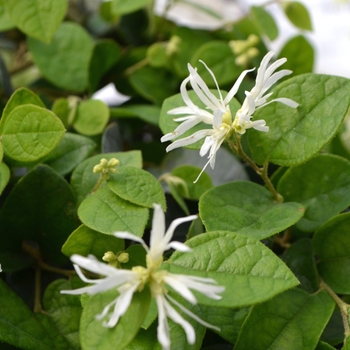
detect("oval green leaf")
(190, 41), (241, 87)
(199, 181), (304, 239)
(166, 231), (299, 308)
(78, 186), (149, 237)
(4, 0), (67, 43)
(0, 87), (45, 134)
(251, 6), (278, 41)
(62, 224), (125, 259)
(2, 104), (65, 162)
(73, 100), (110, 136)
(313, 213), (350, 294)
(278, 154), (350, 232)
(235, 288), (334, 350)
(80, 287), (151, 350)
(71, 151), (142, 205)
(283, 1), (312, 31)
(0, 165), (78, 265)
(248, 74), (350, 166)
(42, 132), (95, 176)
(0, 162), (10, 195)
(107, 166), (166, 211)
(28, 22), (94, 92)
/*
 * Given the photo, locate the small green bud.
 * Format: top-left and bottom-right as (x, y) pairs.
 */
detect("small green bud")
(108, 158), (120, 167)
(102, 251), (117, 263)
(117, 252), (129, 263)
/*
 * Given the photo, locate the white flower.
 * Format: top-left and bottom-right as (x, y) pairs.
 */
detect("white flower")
(61, 204), (224, 350)
(233, 51), (299, 134)
(161, 51), (298, 180)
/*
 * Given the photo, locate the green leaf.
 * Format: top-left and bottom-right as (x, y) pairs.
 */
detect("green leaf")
(0, 161), (10, 195)
(4, 0), (67, 43)
(199, 181), (304, 239)
(110, 105), (161, 126)
(0, 87), (45, 134)
(62, 224), (125, 259)
(51, 98), (70, 128)
(277, 154), (350, 232)
(123, 322), (159, 350)
(248, 74), (350, 166)
(171, 165), (213, 200)
(43, 279), (82, 350)
(0, 280), (55, 350)
(78, 186), (149, 237)
(159, 90), (241, 150)
(70, 151), (142, 205)
(111, 0), (152, 15)
(171, 26), (213, 78)
(1, 104), (65, 162)
(73, 100), (110, 136)
(283, 1), (312, 31)
(166, 231), (299, 308)
(80, 287), (151, 350)
(0, 164), (78, 265)
(283, 238), (318, 293)
(89, 40), (121, 92)
(41, 132), (95, 176)
(0, 0), (14, 31)
(278, 35), (314, 76)
(190, 41), (241, 87)
(251, 6), (278, 41)
(129, 66), (178, 105)
(0, 251), (33, 272)
(28, 22), (94, 92)
(316, 341), (336, 350)
(198, 305), (249, 344)
(36, 314), (72, 350)
(107, 166), (166, 211)
(313, 213), (350, 294)
(235, 288), (335, 350)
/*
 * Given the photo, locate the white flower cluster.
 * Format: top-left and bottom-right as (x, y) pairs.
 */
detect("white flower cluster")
(61, 204), (224, 350)
(161, 51), (299, 181)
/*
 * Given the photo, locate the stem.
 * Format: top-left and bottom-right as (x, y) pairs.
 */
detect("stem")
(91, 175), (105, 194)
(229, 135), (283, 202)
(320, 278), (350, 338)
(22, 241), (76, 278)
(34, 267), (42, 313)
(123, 57), (150, 77)
(262, 161), (283, 203)
(38, 261), (76, 278)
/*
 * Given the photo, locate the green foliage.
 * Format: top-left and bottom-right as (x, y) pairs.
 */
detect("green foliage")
(80, 287), (151, 350)
(78, 186), (149, 236)
(251, 6), (278, 41)
(278, 35), (314, 76)
(0, 2), (349, 349)
(0, 280), (56, 349)
(167, 231), (299, 307)
(73, 100), (110, 136)
(107, 166), (166, 210)
(28, 22), (94, 92)
(235, 288), (335, 350)
(283, 1), (313, 31)
(199, 181), (304, 239)
(42, 279), (83, 349)
(249, 74), (350, 166)
(62, 225), (125, 259)
(191, 41), (241, 87)
(313, 213), (350, 294)
(4, 0), (67, 43)
(278, 154), (350, 232)
(70, 151), (142, 205)
(0, 165), (78, 264)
